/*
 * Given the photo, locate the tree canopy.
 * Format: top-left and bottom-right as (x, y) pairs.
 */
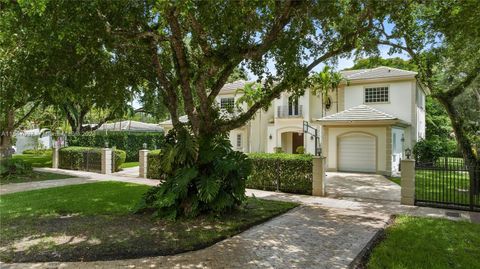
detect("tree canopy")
(378, 0), (480, 165)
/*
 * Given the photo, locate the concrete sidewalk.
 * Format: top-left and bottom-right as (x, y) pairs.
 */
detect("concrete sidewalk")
(1, 167), (478, 269)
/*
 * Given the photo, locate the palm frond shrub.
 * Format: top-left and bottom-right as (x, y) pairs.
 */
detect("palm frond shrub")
(136, 128), (252, 220)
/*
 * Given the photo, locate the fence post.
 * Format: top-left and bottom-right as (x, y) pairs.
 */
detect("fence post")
(101, 148), (112, 174)
(401, 159), (415, 205)
(139, 149), (149, 178)
(52, 147), (59, 169)
(312, 156), (326, 196)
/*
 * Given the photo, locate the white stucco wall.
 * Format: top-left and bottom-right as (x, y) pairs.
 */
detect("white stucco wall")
(391, 127), (405, 173)
(344, 80), (414, 123)
(14, 129), (52, 154)
(325, 126), (388, 174)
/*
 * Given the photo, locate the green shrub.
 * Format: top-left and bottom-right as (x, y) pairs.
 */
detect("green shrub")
(273, 147), (284, 153)
(0, 158), (33, 178)
(413, 138), (459, 163)
(247, 153), (313, 194)
(136, 129), (252, 220)
(66, 132), (164, 162)
(146, 150), (163, 179)
(247, 153), (312, 193)
(22, 149), (52, 155)
(58, 146), (126, 172)
(295, 146), (305, 154)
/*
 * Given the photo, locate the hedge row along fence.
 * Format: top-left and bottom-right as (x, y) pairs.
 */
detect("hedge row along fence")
(146, 151), (313, 195)
(247, 153), (313, 195)
(146, 150), (163, 179)
(58, 146), (126, 172)
(66, 132), (164, 162)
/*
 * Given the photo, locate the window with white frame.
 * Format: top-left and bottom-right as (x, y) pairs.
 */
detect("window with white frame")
(416, 88), (425, 109)
(220, 97), (235, 110)
(364, 87), (389, 103)
(236, 133), (242, 148)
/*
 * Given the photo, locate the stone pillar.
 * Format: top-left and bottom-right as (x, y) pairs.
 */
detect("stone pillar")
(139, 149), (149, 178)
(400, 159), (415, 205)
(101, 148), (112, 174)
(52, 148), (59, 169)
(312, 156), (327, 196)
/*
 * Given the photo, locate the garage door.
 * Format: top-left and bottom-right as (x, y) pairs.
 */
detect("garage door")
(338, 134), (376, 173)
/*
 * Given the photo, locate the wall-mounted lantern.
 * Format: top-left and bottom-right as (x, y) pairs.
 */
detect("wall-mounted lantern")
(269, 134), (272, 140)
(405, 148), (412, 159)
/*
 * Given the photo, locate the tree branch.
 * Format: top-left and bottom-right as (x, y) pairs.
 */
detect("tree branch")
(207, 62), (239, 103)
(240, 0), (300, 60)
(13, 101), (40, 129)
(167, 8), (199, 133)
(437, 64), (480, 99)
(149, 40), (182, 129)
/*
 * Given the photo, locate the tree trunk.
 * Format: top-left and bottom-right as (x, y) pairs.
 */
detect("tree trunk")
(0, 109), (15, 158)
(437, 95), (479, 194)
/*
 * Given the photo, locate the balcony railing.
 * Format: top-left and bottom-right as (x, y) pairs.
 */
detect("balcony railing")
(277, 105), (303, 118)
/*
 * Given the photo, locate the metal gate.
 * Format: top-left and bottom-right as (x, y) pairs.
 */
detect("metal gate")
(80, 150), (102, 173)
(415, 158), (480, 211)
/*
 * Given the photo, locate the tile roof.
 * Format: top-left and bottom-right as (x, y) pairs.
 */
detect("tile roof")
(159, 115), (189, 125)
(219, 80), (248, 93)
(317, 105), (397, 122)
(340, 66), (417, 81)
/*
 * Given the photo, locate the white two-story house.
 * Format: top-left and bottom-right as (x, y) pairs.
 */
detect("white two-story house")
(160, 66), (428, 176)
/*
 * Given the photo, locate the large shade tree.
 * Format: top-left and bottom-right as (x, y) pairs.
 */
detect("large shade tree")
(4, 0), (390, 217)
(378, 0), (480, 189)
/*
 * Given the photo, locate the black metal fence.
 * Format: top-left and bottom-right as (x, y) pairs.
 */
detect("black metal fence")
(79, 150), (102, 173)
(415, 157), (480, 211)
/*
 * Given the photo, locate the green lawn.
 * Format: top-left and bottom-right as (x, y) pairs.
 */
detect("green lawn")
(386, 176), (401, 185)
(367, 215), (480, 269)
(12, 152), (52, 168)
(119, 161), (139, 168)
(389, 169), (474, 205)
(0, 171), (76, 185)
(0, 181), (298, 262)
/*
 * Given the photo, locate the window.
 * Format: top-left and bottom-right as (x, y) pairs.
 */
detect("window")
(416, 88), (425, 109)
(236, 134), (242, 148)
(364, 87), (389, 103)
(393, 133), (397, 152)
(220, 97), (235, 110)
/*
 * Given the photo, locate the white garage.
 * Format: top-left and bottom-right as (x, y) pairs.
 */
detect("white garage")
(338, 133), (376, 173)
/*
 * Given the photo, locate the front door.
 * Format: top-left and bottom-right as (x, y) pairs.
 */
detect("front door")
(292, 133), (304, 154)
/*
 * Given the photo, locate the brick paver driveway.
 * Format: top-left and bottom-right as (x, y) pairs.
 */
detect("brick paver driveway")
(326, 172), (401, 202)
(2, 206), (388, 269)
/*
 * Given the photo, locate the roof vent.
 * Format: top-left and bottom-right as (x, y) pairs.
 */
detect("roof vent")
(388, 69), (391, 72)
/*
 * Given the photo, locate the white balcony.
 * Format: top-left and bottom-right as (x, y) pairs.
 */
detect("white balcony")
(277, 105), (303, 118)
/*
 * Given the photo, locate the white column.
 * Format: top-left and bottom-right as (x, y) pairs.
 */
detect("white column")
(101, 148), (112, 174)
(312, 156), (327, 196)
(52, 148), (59, 169)
(139, 149), (149, 178)
(401, 159), (415, 205)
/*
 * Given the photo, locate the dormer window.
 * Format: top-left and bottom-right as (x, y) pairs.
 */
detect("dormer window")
(364, 87), (389, 104)
(220, 97), (235, 110)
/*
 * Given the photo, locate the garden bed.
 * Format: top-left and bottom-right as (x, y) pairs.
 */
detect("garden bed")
(0, 181), (298, 262)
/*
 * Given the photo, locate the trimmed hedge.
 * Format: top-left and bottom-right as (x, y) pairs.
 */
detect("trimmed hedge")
(146, 151), (314, 194)
(146, 150), (162, 179)
(247, 153), (313, 194)
(22, 149), (52, 155)
(66, 132), (164, 162)
(59, 146), (126, 172)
